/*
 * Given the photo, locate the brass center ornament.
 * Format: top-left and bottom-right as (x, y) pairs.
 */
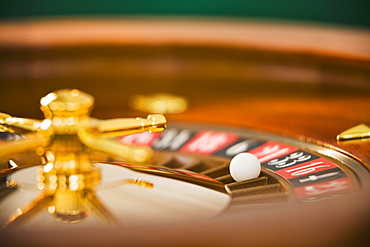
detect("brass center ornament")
(0, 89), (167, 227)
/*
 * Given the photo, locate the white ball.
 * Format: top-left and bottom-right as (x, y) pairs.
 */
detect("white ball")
(229, 153), (261, 182)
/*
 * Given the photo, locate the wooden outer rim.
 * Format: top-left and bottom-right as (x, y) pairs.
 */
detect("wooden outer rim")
(0, 18), (369, 168)
(0, 17), (369, 61)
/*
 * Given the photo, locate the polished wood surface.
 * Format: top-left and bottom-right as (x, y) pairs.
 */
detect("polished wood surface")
(1, 45), (369, 168)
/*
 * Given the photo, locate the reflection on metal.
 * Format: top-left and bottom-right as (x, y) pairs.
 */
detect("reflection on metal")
(79, 114), (166, 163)
(129, 93), (188, 114)
(0, 89), (167, 228)
(336, 123), (370, 141)
(3, 136), (161, 228)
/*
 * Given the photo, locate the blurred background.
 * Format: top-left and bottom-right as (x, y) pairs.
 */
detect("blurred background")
(0, 0), (369, 126)
(1, 0), (369, 27)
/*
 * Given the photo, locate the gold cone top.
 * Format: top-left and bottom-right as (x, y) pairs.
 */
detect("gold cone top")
(40, 89), (94, 113)
(40, 89), (93, 123)
(39, 89), (95, 135)
(336, 124), (370, 141)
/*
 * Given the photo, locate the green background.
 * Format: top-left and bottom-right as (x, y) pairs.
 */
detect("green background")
(1, 0), (369, 27)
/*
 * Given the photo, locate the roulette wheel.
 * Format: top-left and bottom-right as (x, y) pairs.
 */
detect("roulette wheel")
(0, 17), (370, 247)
